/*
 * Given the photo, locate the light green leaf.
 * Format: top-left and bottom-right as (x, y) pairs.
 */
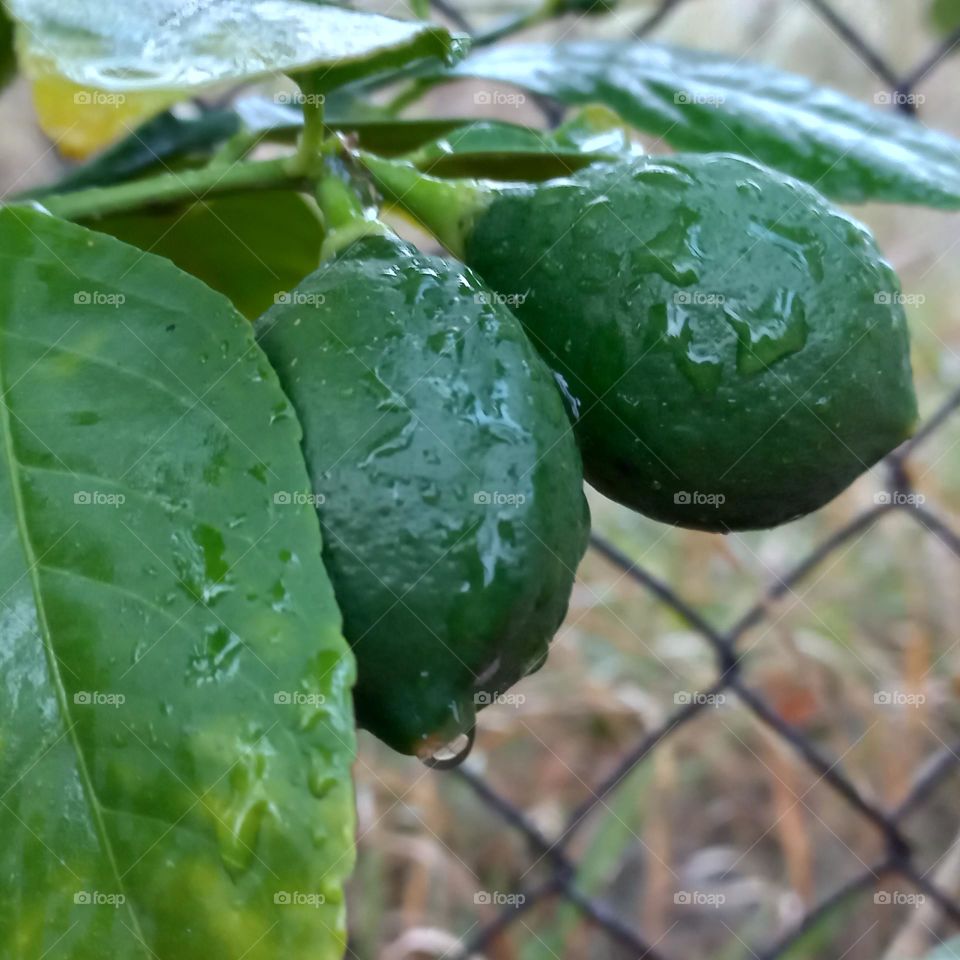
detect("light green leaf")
(442, 41), (960, 208)
(8, 0), (464, 92)
(85, 190), (325, 320)
(0, 207), (356, 959)
(405, 108), (640, 179)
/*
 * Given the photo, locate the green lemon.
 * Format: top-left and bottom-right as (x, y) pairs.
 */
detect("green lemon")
(257, 223), (589, 756)
(363, 153), (918, 531)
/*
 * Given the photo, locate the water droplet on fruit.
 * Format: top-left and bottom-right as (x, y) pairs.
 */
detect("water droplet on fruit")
(650, 300), (723, 395)
(748, 220), (826, 283)
(723, 288), (809, 375)
(419, 726), (476, 770)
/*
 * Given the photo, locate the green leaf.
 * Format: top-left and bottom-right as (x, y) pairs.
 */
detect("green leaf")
(233, 95), (639, 178)
(235, 95), (482, 155)
(30, 108), (241, 196)
(405, 109), (640, 179)
(442, 41), (960, 208)
(8, 0), (465, 94)
(0, 207), (355, 958)
(84, 190), (325, 320)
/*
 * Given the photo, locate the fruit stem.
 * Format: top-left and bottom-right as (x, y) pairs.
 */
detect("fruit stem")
(357, 153), (490, 259)
(39, 156), (302, 221)
(316, 164), (390, 260)
(293, 75), (328, 177)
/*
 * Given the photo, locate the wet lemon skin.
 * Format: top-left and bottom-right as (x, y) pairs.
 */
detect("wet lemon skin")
(464, 156), (918, 530)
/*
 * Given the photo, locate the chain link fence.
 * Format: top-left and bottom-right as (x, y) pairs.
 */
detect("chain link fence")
(410, 2), (960, 957)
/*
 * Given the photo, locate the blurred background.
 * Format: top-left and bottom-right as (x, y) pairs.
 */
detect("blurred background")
(4, 1), (960, 957)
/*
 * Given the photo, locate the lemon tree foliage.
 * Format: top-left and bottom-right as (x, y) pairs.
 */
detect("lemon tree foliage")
(6, 0), (464, 153)
(0, 209), (355, 958)
(86, 191), (326, 319)
(440, 41), (960, 207)
(7, 0), (462, 92)
(0, 0), (953, 956)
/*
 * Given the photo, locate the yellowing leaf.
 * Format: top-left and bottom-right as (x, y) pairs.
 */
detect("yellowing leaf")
(30, 71), (173, 158)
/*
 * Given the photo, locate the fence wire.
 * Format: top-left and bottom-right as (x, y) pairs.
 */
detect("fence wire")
(409, 1), (960, 957)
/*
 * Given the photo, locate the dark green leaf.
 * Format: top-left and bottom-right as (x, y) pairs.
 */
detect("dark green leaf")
(442, 41), (960, 207)
(84, 190), (324, 319)
(335, 118), (495, 157)
(7, 0), (465, 96)
(235, 95), (479, 155)
(0, 206), (355, 958)
(232, 95), (638, 177)
(29, 108), (241, 197)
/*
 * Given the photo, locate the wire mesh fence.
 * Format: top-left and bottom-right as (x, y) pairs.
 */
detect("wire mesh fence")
(411, 2), (960, 957)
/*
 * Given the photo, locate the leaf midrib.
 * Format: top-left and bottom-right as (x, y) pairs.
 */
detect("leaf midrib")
(0, 340), (150, 955)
